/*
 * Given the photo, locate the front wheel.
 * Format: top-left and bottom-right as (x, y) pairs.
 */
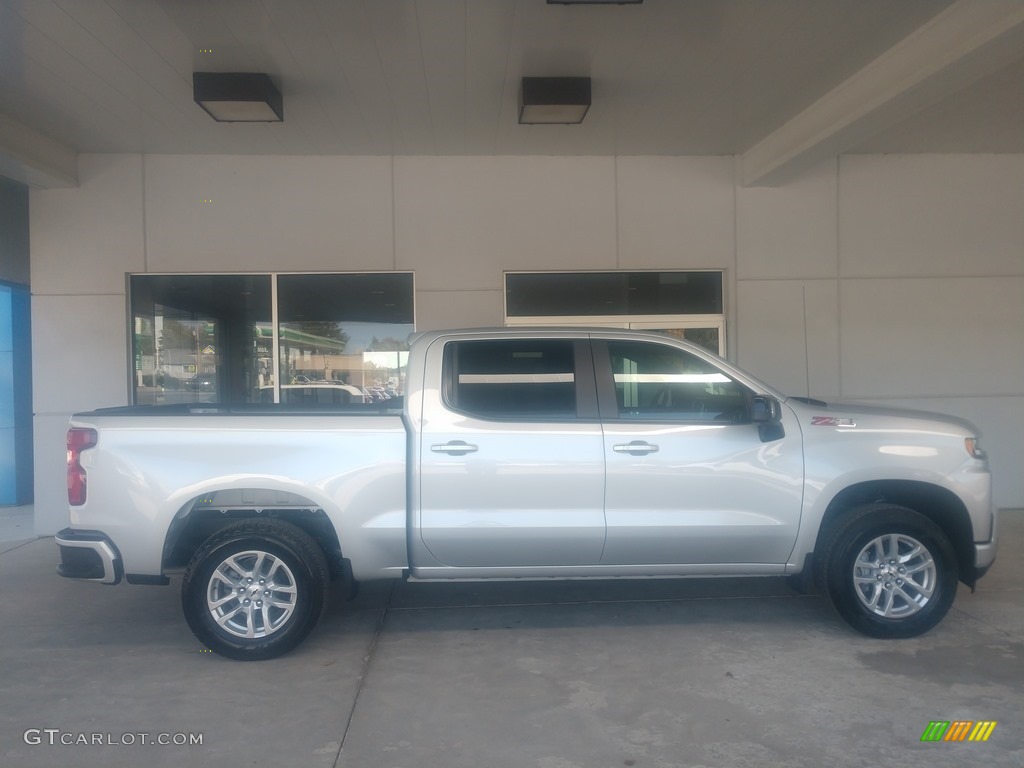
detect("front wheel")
(818, 503), (958, 638)
(182, 519), (329, 660)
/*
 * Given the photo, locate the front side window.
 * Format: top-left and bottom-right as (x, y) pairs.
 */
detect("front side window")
(446, 340), (577, 420)
(607, 341), (748, 422)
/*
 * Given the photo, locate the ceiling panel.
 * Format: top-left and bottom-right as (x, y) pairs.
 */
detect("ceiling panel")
(851, 56), (1024, 155)
(0, 0), (1020, 169)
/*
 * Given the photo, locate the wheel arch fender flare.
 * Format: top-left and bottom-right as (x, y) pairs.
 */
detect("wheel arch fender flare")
(812, 479), (977, 587)
(160, 485), (348, 582)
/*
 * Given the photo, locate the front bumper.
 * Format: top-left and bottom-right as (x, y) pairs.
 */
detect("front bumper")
(967, 510), (998, 586)
(55, 528), (123, 585)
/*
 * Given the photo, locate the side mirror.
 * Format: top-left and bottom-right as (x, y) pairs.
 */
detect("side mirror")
(751, 395), (782, 423)
(752, 395), (785, 442)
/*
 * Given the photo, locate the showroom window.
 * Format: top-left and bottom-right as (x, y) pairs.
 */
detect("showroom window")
(505, 271), (726, 355)
(129, 273), (414, 406)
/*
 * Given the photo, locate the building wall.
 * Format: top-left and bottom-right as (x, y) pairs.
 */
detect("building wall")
(30, 153), (1024, 534)
(1, 176), (32, 506)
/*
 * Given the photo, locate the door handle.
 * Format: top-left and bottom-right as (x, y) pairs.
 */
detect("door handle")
(613, 441), (659, 455)
(431, 440), (479, 456)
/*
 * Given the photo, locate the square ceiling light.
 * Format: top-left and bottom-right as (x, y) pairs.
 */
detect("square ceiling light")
(518, 77), (592, 125)
(193, 72), (283, 122)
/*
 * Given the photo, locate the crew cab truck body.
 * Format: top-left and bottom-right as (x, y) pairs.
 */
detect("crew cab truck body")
(56, 329), (998, 659)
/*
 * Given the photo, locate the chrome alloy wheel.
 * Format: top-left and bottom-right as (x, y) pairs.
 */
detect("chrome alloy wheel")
(852, 533), (937, 618)
(206, 550), (298, 639)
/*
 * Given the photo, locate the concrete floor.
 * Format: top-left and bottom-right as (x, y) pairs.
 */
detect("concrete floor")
(0, 511), (1020, 768)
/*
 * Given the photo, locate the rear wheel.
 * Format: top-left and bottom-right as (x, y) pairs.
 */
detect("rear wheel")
(182, 519), (329, 660)
(818, 503), (957, 638)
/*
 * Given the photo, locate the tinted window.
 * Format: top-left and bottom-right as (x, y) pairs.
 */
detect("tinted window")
(276, 273), (414, 400)
(130, 272), (414, 406)
(506, 271), (723, 316)
(130, 274), (272, 405)
(447, 340), (576, 419)
(607, 341), (748, 422)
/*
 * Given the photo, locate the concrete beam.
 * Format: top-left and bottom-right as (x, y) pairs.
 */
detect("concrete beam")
(0, 115), (78, 189)
(741, 0), (1024, 187)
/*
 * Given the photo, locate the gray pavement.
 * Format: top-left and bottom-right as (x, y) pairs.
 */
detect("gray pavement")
(0, 511), (1020, 768)
(0, 505), (34, 552)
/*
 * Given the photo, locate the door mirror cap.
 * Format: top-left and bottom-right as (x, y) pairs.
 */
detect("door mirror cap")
(751, 395), (782, 423)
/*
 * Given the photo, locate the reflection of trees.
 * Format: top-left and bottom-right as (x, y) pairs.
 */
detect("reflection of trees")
(296, 322), (350, 350)
(159, 318), (213, 352)
(135, 327), (155, 357)
(683, 328), (719, 353)
(367, 336), (408, 352)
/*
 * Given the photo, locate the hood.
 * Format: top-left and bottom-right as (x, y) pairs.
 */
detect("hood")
(784, 398), (981, 437)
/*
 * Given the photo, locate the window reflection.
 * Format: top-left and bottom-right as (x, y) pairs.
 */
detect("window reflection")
(130, 273), (414, 406)
(131, 275), (271, 405)
(608, 341), (749, 422)
(276, 274), (414, 405)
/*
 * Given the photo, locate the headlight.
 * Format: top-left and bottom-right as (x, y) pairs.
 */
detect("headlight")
(965, 438), (986, 460)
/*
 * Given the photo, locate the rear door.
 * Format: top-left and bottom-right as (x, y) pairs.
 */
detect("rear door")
(416, 336), (606, 567)
(595, 337), (803, 566)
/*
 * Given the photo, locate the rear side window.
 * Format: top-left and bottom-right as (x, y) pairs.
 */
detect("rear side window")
(445, 340), (577, 420)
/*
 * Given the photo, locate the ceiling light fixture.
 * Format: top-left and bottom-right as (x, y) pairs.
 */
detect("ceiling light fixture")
(518, 77), (592, 125)
(193, 73), (283, 122)
(547, 1), (643, 5)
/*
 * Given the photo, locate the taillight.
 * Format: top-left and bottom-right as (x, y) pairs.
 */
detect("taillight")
(67, 428), (98, 506)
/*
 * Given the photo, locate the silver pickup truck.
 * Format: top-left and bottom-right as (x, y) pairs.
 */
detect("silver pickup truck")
(56, 328), (997, 660)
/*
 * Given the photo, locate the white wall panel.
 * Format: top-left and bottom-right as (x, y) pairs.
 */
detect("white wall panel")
(839, 155), (1024, 278)
(416, 290), (504, 331)
(737, 159), (838, 280)
(32, 294), (128, 414)
(736, 280), (840, 399)
(394, 157), (617, 291)
(617, 156), (735, 269)
(30, 155), (144, 294)
(144, 155), (394, 273)
(840, 277), (1024, 398)
(860, 396), (1024, 510)
(25, 152), (1024, 516)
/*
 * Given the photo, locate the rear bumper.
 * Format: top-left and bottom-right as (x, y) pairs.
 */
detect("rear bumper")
(55, 528), (123, 585)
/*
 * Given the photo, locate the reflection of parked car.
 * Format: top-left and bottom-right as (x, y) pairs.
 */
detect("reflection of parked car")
(259, 384), (366, 405)
(187, 373), (217, 392)
(156, 373), (184, 390)
(362, 387), (388, 402)
(368, 386), (391, 400)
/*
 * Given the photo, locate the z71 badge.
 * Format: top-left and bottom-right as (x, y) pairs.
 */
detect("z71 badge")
(811, 416), (856, 427)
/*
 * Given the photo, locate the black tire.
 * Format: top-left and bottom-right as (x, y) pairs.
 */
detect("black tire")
(817, 503), (958, 638)
(182, 519), (329, 660)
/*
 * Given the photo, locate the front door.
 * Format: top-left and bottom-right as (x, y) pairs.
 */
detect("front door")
(595, 338), (803, 566)
(417, 337), (606, 568)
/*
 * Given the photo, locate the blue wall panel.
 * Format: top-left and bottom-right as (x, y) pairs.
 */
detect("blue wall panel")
(0, 282), (31, 505)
